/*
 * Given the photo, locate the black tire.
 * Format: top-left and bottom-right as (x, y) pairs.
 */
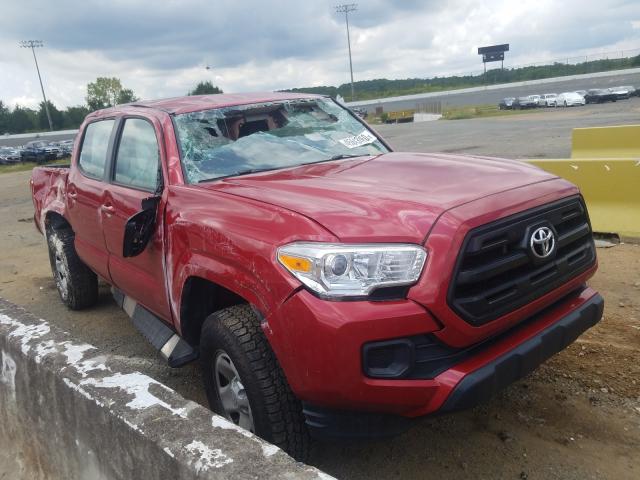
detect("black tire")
(200, 305), (309, 460)
(46, 227), (98, 310)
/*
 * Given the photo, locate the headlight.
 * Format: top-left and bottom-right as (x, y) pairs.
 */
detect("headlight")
(277, 242), (427, 298)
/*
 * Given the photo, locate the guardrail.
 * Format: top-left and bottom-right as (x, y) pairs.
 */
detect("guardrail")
(571, 124), (640, 159)
(527, 125), (640, 240)
(2, 129), (79, 140)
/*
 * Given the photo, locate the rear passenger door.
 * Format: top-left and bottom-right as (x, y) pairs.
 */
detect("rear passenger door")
(66, 119), (116, 281)
(101, 117), (172, 321)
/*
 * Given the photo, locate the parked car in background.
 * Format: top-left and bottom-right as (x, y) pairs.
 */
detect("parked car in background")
(620, 86), (638, 97)
(540, 93), (558, 107)
(0, 147), (21, 165)
(575, 90), (587, 98)
(608, 86), (632, 100)
(47, 142), (66, 159)
(584, 89), (617, 104)
(512, 96), (538, 109)
(498, 97), (515, 109)
(529, 94), (542, 106)
(21, 141), (59, 163)
(58, 140), (74, 157)
(556, 92), (586, 107)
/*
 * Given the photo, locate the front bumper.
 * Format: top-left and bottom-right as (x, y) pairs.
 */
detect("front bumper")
(268, 283), (601, 415)
(300, 289), (603, 439)
(439, 290), (602, 412)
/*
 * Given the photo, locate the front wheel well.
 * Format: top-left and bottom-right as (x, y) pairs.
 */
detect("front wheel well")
(180, 277), (248, 347)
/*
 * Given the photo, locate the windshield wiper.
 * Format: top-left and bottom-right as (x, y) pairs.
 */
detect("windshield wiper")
(328, 154), (366, 161)
(295, 154), (369, 168)
(198, 167), (278, 183)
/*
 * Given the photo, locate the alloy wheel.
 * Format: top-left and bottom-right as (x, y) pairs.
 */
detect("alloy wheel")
(214, 351), (254, 431)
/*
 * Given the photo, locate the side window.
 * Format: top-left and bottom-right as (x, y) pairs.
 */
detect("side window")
(78, 120), (115, 179)
(114, 118), (160, 191)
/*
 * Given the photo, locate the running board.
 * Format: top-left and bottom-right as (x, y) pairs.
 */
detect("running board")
(112, 288), (198, 368)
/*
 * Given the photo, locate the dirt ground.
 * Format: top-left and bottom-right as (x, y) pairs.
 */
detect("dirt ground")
(1, 109), (639, 479)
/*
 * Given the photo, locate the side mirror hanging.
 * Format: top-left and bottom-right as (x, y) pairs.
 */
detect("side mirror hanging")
(122, 196), (161, 258)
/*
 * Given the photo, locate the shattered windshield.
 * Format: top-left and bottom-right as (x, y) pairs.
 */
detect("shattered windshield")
(173, 97), (389, 183)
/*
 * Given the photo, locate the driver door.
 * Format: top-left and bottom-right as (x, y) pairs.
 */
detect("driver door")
(101, 117), (171, 321)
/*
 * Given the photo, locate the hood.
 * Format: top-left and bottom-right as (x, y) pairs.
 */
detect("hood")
(201, 152), (558, 243)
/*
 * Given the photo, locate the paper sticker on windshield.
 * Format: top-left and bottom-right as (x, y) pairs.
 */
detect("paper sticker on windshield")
(339, 131), (377, 149)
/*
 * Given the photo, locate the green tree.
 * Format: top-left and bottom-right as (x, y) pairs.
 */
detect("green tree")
(188, 81), (223, 95)
(86, 77), (139, 111)
(117, 88), (137, 104)
(0, 101), (10, 133)
(9, 106), (37, 133)
(62, 105), (90, 129)
(38, 101), (64, 130)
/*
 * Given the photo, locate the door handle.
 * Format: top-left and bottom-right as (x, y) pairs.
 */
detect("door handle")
(101, 204), (116, 215)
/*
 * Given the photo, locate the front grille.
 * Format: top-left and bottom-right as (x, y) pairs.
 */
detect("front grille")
(448, 196), (596, 325)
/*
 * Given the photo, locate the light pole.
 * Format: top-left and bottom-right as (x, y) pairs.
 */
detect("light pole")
(335, 3), (357, 101)
(19, 40), (53, 131)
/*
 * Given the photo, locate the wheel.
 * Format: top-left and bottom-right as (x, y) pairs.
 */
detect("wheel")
(46, 227), (98, 310)
(200, 305), (309, 460)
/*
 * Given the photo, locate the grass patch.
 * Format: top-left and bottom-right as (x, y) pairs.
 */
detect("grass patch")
(441, 104), (546, 120)
(0, 158), (70, 175)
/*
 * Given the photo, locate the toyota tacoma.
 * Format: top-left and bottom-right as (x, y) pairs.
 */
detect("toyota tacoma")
(30, 92), (603, 459)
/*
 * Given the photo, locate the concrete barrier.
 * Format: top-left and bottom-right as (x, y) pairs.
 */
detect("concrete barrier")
(527, 125), (640, 240)
(572, 125), (640, 159)
(0, 297), (331, 480)
(528, 158), (640, 239)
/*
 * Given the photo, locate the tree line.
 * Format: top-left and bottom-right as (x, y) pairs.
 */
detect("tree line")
(0, 79), (223, 134)
(285, 54), (640, 101)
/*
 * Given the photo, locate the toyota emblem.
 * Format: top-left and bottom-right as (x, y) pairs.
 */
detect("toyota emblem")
(530, 226), (555, 259)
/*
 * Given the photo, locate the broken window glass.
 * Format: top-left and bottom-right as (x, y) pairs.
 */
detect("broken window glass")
(173, 98), (389, 183)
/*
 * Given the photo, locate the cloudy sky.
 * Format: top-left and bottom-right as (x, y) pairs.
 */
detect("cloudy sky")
(1, 0), (639, 109)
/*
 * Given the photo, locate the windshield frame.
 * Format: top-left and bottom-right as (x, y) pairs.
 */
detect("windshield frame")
(170, 96), (391, 185)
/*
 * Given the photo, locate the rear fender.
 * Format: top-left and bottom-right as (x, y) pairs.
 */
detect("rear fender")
(31, 167), (70, 235)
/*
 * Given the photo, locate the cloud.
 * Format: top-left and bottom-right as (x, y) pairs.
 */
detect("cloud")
(0, 0), (638, 109)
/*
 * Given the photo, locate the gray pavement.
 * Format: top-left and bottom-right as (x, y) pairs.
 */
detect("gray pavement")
(352, 69), (640, 113)
(376, 97), (640, 158)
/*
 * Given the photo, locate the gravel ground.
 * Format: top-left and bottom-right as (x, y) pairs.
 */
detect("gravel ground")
(1, 104), (639, 479)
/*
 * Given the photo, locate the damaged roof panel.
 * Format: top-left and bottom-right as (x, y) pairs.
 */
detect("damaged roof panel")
(118, 92), (324, 115)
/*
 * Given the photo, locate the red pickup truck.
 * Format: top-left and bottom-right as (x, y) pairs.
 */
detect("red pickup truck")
(31, 92), (603, 459)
